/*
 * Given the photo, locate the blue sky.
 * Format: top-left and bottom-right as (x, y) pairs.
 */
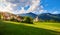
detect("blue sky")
(41, 0), (60, 14)
(0, 0), (60, 14)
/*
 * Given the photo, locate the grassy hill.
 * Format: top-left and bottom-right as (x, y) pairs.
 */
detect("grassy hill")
(0, 20), (60, 35)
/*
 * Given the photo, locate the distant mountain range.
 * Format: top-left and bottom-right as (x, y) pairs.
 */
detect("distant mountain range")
(0, 12), (60, 22)
(18, 12), (37, 18)
(18, 12), (60, 21)
(38, 13), (60, 21)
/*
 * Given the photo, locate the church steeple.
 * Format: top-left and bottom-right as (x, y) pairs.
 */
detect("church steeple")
(34, 16), (39, 22)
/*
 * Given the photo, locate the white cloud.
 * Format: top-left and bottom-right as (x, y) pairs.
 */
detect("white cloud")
(52, 11), (60, 14)
(27, 0), (40, 12)
(0, 0), (47, 14)
(32, 4), (48, 14)
(0, 0), (14, 13)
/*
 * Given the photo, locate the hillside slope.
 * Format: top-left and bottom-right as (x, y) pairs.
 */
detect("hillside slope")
(0, 20), (60, 35)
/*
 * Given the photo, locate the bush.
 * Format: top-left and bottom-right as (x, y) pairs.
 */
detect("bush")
(10, 17), (17, 22)
(23, 17), (33, 24)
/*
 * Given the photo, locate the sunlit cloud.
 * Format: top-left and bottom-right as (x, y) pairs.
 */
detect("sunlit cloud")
(0, 0), (46, 14)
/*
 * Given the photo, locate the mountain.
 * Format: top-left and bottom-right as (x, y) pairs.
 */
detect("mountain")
(18, 12), (37, 18)
(18, 12), (60, 22)
(38, 13), (60, 21)
(1, 12), (60, 22)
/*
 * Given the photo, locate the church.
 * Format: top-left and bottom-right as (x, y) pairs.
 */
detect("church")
(33, 16), (39, 22)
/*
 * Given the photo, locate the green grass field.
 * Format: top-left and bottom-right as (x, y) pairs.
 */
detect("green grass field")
(0, 20), (60, 35)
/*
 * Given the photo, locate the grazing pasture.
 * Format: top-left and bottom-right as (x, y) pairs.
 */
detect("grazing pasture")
(0, 20), (60, 35)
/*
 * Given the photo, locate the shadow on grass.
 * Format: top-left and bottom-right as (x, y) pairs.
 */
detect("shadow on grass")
(0, 21), (60, 35)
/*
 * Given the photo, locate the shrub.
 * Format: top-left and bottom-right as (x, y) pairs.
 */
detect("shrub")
(10, 17), (17, 22)
(23, 17), (33, 24)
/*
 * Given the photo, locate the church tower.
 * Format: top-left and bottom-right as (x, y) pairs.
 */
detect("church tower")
(34, 16), (39, 22)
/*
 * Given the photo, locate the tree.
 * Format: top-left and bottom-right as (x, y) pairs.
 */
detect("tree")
(23, 17), (33, 24)
(10, 17), (17, 22)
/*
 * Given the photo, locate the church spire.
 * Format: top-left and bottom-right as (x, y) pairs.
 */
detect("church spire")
(34, 16), (39, 22)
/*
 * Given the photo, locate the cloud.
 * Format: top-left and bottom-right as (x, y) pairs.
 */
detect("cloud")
(26, 0), (40, 12)
(32, 4), (48, 14)
(0, 0), (14, 13)
(0, 0), (46, 14)
(52, 11), (60, 14)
